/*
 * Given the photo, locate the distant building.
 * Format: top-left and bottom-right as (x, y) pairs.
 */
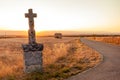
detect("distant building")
(54, 33), (62, 39)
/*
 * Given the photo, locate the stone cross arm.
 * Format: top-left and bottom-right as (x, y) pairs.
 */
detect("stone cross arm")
(25, 9), (37, 18)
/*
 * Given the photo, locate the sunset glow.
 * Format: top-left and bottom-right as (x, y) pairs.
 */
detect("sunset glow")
(0, 0), (120, 33)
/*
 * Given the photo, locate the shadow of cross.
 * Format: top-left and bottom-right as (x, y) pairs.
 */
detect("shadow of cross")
(25, 9), (37, 44)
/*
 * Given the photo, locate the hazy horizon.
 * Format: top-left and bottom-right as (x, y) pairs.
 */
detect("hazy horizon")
(0, 30), (119, 36)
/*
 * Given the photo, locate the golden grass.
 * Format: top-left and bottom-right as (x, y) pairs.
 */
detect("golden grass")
(0, 37), (111, 80)
(86, 36), (120, 45)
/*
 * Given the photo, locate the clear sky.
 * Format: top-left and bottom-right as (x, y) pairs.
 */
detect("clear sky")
(0, 0), (120, 33)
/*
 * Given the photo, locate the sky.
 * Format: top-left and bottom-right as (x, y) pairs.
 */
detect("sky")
(0, 0), (120, 33)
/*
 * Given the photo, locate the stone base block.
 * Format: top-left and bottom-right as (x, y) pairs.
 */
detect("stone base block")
(23, 50), (43, 73)
(25, 64), (42, 73)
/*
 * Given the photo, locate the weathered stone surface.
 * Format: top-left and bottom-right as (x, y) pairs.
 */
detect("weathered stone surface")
(25, 64), (42, 73)
(22, 44), (43, 52)
(25, 9), (37, 45)
(23, 51), (42, 73)
(22, 9), (43, 73)
(28, 29), (36, 44)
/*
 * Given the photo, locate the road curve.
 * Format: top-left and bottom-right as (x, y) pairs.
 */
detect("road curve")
(66, 38), (120, 80)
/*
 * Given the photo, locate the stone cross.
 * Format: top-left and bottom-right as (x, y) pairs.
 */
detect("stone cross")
(25, 9), (37, 44)
(22, 9), (43, 73)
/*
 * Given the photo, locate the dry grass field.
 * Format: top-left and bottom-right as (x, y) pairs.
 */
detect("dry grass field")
(86, 36), (120, 45)
(0, 36), (119, 80)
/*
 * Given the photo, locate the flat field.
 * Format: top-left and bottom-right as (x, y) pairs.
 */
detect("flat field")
(0, 36), (118, 80)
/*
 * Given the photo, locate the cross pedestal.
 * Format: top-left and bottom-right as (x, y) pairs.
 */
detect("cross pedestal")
(22, 9), (43, 73)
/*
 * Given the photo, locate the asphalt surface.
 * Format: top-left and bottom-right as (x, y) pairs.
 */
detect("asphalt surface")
(66, 38), (120, 80)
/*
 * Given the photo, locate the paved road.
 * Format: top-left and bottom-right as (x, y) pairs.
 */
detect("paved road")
(67, 38), (120, 80)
